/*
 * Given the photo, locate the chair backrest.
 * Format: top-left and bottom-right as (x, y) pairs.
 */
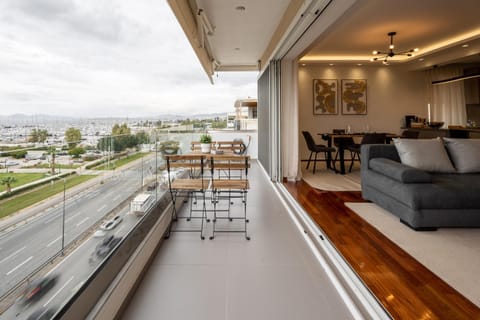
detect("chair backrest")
(400, 130), (419, 139)
(165, 154), (206, 185)
(209, 155), (250, 180)
(302, 131), (316, 151)
(360, 133), (386, 145)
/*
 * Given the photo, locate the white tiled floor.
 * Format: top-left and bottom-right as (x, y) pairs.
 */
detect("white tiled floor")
(121, 161), (354, 320)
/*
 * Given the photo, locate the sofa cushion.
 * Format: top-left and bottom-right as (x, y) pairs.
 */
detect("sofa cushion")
(443, 138), (480, 173)
(392, 138), (455, 173)
(369, 158), (432, 183)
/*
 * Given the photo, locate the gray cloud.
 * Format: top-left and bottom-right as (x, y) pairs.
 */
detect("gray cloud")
(0, 0), (257, 117)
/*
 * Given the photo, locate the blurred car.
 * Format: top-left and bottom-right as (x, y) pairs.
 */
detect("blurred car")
(100, 215), (123, 231)
(26, 307), (56, 320)
(20, 274), (59, 305)
(93, 229), (107, 238)
(95, 235), (122, 258)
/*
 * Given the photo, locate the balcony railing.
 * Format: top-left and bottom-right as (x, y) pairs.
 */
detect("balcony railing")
(0, 129), (257, 318)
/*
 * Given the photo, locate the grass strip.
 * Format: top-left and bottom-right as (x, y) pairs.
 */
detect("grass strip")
(0, 173), (47, 192)
(29, 163), (81, 169)
(93, 152), (147, 170)
(0, 174), (96, 219)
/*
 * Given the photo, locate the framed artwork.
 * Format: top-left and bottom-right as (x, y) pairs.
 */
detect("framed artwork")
(313, 79), (338, 115)
(341, 79), (367, 115)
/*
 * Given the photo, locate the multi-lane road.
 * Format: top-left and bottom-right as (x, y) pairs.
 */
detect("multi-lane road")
(0, 154), (162, 319)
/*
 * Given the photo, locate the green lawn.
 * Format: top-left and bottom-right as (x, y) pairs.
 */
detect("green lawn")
(94, 152), (147, 170)
(0, 172), (47, 192)
(31, 163), (81, 169)
(0, 174), (96, 219)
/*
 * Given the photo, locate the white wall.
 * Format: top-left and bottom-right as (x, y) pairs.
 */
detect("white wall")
(298, 64), (427, 159)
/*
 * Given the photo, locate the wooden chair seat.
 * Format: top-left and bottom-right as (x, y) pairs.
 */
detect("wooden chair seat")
(211, 179), (249, 190)
(170, 179), (210, 190)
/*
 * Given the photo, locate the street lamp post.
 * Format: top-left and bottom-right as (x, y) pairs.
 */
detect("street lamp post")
(155, 134), (158, 201)
(61, 178), (66, 256)
(141, 154), (144, 188)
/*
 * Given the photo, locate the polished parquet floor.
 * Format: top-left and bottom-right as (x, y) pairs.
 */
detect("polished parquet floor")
(284, 180), (480, 320)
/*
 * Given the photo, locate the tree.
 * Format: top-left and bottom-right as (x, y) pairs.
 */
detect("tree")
(135, 131), (150, 145)
(47, 146), (56, 175)
(68, 147), (86, 158)
(65, 127), (82, 148)
(112, 123), (131, 136)
(29, 129), (48, 143)
(1, 176), (17, 193)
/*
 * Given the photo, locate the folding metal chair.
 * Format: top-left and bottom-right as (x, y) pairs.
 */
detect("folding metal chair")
(209, 155), (250, 240)
(165, 155), (209, 240)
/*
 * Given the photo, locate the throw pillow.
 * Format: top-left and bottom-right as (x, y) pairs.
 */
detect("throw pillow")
(392, 138), (455, 172)
(443, 138), (480, 173)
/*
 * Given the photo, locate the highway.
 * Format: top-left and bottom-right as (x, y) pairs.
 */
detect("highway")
(0, 153), (162, 318)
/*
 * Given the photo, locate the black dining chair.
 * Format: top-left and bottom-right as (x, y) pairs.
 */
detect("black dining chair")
(331, 129), (355, 172)
(400, 130), (420, 139)
(302, 131), (336, 173)
(346, 133), (386, 172)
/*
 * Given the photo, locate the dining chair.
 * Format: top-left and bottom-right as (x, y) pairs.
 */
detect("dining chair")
(209, 155), (250, 240)
(331, 129), (355, 172)
(400, 130), (420, 139)
(346, 133), (386, 172)
(165, 154), (210, 240)
(302, 131), (336, 173)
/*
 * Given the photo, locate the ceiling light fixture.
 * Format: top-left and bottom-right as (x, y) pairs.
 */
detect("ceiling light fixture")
(370, 32), (418, 64)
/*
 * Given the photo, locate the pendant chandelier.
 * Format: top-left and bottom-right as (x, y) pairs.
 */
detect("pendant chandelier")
(370, 32), (418, 65)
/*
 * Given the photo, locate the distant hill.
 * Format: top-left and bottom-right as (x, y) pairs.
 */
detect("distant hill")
(0, 112), (228, 124)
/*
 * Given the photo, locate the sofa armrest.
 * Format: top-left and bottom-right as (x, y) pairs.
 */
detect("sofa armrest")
(369, 158), (432, 183)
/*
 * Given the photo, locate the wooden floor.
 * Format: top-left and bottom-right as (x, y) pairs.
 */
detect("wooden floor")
(284, 180), (480, 320)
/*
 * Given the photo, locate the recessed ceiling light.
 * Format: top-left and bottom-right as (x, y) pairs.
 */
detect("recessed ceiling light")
(235, 6), (246, 11)
(301, 63), (306, 67)
(357, 63), (363, 66)
(329, 63), (334, 66)
(462, 44), (469, 48)
(418, 58), (425, 61)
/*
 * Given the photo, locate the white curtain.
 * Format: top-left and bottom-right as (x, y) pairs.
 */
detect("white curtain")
(281, 59), (300, 181)
(427, 66), (466, 127)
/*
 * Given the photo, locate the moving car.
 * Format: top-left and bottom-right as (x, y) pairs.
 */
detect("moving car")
(94, 235), (122, 258)
(100, 215), (123, 231)
(20, 274), (59, 305)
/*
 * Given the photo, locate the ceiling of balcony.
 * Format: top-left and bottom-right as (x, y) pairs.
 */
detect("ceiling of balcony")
(182, 0), (480, 71)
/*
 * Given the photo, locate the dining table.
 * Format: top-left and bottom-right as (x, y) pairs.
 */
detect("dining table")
(318, 132), (398, 175)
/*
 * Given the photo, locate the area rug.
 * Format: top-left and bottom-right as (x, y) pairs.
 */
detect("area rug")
(345, 202), (480, 307)
(301, 163), (361, 191)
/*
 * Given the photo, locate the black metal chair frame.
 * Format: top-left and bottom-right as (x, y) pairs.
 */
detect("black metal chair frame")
(165, 155), (210, 240)
(302, 131), (336, 173)
(346, 133), (386, 172)
(209, 156), (250, 240)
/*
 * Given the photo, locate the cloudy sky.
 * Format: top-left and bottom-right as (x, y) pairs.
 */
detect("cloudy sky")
(0, 0), (258, 117)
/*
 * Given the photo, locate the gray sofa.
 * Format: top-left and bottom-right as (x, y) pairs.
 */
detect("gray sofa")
(360, 144), (480, 230)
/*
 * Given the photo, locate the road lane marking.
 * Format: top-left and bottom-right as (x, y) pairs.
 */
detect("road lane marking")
(47, 236), (62, 247)
(65, 211), (83, 223)
(76, 217), (90, 227)
(114, 226), (125, 236)
(0, 246), (26, 264)
(72, 281), (85, 293)
(44, 215), (61, 224)
(6, 256), (33, 275)
(97, 205), (107, 212)
(43, 275), (74, 307)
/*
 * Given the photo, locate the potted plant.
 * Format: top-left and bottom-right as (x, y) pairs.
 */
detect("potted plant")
(159, 140), (180, 159)
(199, 134), (212, 153)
